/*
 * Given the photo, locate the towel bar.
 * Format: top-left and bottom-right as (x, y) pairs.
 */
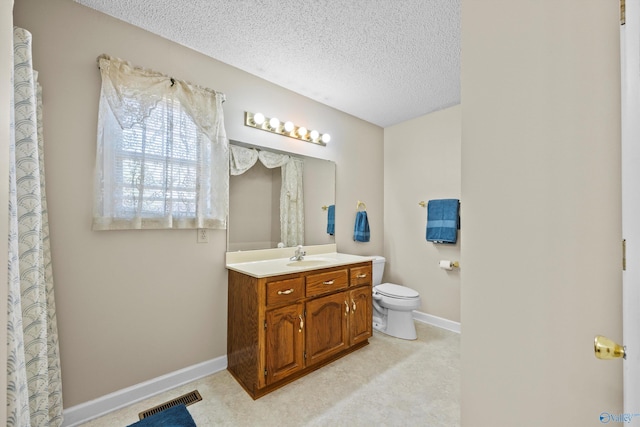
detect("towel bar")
(356, 200), (367, 211)
(420, 200), (461, 208)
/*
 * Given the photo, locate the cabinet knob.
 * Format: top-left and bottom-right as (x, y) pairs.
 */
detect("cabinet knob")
(344, 300), (350, 315)
(298, 315), (304, 332)
(277, 288), (294, 295)
(323, 280), (335, 285)
(352, 299), (356, 312)
(356, 274), (367, 279)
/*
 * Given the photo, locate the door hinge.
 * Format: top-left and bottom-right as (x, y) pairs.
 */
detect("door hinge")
(621, 0), (626, 25)
(623, 239), (627, 271)
(264, 320), (267, 329)
(264, 369), (267, 377)
(304, 351), (307, 359)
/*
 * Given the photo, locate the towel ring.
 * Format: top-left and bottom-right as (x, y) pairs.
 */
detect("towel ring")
(357, 200), (367, 211)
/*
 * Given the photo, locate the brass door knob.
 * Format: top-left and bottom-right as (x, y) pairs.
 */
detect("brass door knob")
(594, 335), (626, 360)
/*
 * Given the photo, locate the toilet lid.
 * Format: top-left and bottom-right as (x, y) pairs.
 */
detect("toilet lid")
(374, 283), (419, 299)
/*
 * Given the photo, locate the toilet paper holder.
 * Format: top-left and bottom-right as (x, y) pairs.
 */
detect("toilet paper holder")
(438, 260), (460, 270)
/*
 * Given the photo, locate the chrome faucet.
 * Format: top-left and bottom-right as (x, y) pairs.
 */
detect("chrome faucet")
(290, 245), (306, 261)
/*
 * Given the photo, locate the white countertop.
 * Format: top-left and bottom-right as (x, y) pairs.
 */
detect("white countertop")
(226, 251), (374, 278)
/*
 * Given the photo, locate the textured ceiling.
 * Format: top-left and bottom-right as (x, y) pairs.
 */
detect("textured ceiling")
(74, 0), (460, 128)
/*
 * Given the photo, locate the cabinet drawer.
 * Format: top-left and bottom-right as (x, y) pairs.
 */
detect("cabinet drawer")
(306, 269), (348, 297)
(266, 277), (304, 307)
(350, 265), (372, 286)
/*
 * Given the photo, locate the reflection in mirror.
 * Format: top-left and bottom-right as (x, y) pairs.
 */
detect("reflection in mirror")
(228, 143), (336, 251)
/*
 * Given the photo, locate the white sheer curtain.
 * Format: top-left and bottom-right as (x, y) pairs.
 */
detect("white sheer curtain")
(229, 144), (304, 246)
(93, 55), (229, 230)
(280, 157), (304, 247)
(7, 27), (63, 427)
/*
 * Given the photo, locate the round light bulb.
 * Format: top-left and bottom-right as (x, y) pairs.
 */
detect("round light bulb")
(283, 121), (294, 132)
(253, 112), (265, 125)
(310, 130), (319, 141)
(269, 117), (280, 130)
(321, 133), (331, 144)
(297, 126), (307, 138)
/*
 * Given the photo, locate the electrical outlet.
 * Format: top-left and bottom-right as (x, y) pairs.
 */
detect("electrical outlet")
(197, 228), (208, 243)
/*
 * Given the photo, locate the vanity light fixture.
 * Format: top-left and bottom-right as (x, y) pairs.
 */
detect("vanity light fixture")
(244, 111), (330, 146)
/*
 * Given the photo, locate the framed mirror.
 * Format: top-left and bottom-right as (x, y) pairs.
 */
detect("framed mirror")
(228, 141), (336, 251)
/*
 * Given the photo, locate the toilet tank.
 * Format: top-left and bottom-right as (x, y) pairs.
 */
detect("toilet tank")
(371, 256), (386, 286)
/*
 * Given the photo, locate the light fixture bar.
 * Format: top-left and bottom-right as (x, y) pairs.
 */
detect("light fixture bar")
(244, 112), (330, 146)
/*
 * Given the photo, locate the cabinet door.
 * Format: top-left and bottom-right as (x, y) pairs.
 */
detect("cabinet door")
(349, 286), (373, 346)
(265, 302), (305, 385)
(305, 292), (348, 366)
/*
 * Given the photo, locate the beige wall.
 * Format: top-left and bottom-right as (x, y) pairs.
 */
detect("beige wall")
(13, 0), (383, 408)
(2, 2), (14, 425)
(383, 105), (461, 322)
(461, 1), (622, 425)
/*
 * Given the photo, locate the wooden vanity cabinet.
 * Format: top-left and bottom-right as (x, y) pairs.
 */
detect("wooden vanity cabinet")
(227, 261), (372, 399)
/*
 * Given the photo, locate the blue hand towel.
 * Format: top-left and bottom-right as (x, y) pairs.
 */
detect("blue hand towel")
(353, 211), (370, 242)
(426, 199), (460, 244)
(327, 205), (335, 235)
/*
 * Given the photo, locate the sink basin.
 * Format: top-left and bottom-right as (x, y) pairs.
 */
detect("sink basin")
(286, 259), (332, 267)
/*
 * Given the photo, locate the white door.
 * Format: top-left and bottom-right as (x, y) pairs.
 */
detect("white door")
(622, 0), (640, 415)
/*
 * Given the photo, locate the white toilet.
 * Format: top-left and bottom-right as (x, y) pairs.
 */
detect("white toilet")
(371, 256), (421, 340)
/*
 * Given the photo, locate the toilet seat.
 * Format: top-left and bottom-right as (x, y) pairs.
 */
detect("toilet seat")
(374, 283), (419, 300)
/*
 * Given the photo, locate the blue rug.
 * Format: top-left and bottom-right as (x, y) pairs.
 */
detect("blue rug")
(127, 404), (196, 427)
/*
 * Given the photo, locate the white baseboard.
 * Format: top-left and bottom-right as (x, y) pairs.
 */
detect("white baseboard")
(413, 310), (461, 333)
(61, 355), (227, 427)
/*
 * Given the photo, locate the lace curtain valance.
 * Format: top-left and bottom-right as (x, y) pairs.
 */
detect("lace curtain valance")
(230, 144), (304, 246)
(97, 54), (226, 143)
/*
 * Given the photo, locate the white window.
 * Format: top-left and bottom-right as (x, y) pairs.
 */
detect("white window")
(93, 55), (228, 230)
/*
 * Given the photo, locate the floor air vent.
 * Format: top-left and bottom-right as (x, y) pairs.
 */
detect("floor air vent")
(138, 390), (202, 420)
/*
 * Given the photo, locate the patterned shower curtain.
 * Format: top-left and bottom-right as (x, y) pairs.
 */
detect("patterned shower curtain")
(7, 27), (63, 427)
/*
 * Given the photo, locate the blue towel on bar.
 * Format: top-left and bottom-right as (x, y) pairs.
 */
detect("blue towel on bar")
(327, 205), (335, 235)
(426, 199), (460, 244)
(353, 211), (370, 242)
